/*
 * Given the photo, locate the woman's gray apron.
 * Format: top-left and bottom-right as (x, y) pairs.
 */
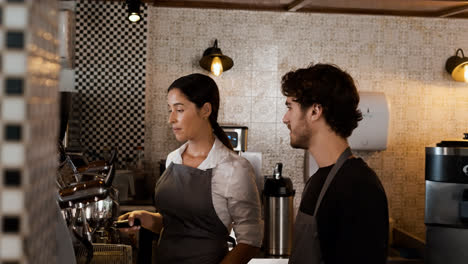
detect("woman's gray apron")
(289, 147), (352, 264)
(154, 163), (229, 264)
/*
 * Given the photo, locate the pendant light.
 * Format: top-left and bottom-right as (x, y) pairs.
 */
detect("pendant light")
(199, 40), (233, 76)
(126, 0), (141, 23)
(445, 48), (468, 82)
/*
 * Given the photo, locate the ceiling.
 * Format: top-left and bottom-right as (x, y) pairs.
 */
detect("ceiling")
(134, 0), (468, 19)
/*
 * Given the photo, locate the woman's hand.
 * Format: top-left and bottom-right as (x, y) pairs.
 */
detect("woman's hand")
(117, 210), (163, 234)
(220, 243), (260, 264)
(117, 210), (143, 233)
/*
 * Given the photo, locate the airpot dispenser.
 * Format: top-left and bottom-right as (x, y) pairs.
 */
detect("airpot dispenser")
(263, 163), (295, 256)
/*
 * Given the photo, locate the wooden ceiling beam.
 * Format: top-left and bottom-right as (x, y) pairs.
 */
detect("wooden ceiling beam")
(146, 0), (285, 12)
(437, 4), (468, 18)
(287, 0), (311, 12)
(115, 0), (468, 19)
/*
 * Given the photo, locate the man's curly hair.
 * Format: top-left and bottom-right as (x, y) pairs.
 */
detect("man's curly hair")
(281, 63), (363, 138)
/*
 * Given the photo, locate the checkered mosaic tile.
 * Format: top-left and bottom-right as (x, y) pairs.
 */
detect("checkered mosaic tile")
(75, 0), (147, 165)
(1, 0), (60, 263)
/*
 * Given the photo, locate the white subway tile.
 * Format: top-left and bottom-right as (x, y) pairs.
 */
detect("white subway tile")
(0, 29), (4, 50)
(3, 52), (27, 75)
(1, 97), (26, 121)
(1, 143), (25, 166)
(1, 189), (24, 214)
(2, 98), (25, 121)
(4, 6), (28, 29)
(0, 76), (4, 97)
(0, 236), (22, 259)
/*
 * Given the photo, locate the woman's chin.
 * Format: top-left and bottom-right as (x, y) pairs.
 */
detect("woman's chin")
(174, 134), (186, 142)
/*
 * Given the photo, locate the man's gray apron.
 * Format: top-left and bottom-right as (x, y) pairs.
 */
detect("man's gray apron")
(289, 147), (352, 264)
(154, 163), (229, 264)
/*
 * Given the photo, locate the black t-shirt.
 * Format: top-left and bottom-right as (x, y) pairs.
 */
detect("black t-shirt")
(300, 157), (389, 264)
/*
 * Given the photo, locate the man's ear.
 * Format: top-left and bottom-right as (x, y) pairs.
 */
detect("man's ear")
(307, 104), (322, 122)
(201, 102), (212, 119)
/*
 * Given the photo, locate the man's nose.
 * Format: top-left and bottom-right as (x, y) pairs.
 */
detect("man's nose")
(282, 113), (289, 124)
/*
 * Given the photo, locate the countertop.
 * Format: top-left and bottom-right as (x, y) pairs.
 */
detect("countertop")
(249, 256), (423, 264)
(249, 259), (288, 264)
(248, 227), (426, 264)
(249, 250), (288, 263)
(249, 259), (423, 264)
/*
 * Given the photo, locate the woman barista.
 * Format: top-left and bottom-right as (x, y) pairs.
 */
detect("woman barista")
(118, 73), (263, 263)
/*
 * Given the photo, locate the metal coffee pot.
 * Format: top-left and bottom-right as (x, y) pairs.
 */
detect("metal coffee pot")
(263, 163), (295, 256)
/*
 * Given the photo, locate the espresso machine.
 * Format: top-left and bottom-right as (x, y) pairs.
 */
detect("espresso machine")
(425, 134), (468, 264)
(57, 147), (132, 264)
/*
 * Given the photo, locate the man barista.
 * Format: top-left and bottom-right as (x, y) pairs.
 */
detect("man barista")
(281, 63), (389, 264)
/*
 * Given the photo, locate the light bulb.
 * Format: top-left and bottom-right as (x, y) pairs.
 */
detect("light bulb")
(211, 57), (223, 76)
(129, 13), (141, 22)
(464, 65), (468, 83)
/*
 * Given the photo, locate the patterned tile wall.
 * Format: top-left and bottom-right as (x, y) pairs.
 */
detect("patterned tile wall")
(74, 0), (147, 166)
(0, 0), (60, 263)
(146, 7), (468, 239)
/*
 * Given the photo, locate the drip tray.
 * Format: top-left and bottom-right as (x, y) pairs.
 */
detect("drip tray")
(75, 243), (132, 264)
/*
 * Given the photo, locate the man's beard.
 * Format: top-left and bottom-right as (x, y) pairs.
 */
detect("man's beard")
(289, 124), (310, 149)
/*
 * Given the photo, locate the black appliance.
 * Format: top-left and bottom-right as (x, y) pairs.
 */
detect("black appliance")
(425, 134), (468, 264)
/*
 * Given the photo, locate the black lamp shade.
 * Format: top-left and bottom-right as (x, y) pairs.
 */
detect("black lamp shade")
(445, 49), (468, 82)
(199, 40), (233, 74)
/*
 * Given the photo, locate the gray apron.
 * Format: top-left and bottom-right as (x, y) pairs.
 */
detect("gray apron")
(154, 163), (229, 264)
(289, 147), (352, 264)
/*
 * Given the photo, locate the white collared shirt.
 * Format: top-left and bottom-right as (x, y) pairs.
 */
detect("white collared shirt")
(165, 137), (264, 247)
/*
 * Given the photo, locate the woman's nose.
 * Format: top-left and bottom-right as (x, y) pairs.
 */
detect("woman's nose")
(168, 111), (176, 123)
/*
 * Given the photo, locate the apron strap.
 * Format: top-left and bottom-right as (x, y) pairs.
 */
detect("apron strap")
(313, 147), (352, 216)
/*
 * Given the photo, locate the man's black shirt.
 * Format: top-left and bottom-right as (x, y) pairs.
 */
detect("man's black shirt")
(300, 157), (389, 264)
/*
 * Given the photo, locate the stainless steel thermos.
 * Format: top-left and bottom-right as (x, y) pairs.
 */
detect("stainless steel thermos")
(263, 163), (295, 256)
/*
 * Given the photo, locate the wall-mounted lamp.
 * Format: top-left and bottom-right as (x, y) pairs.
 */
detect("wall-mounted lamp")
(199, 39), (233, 76)
(445, 48), (468, 82)
(126, 0), (141, 23)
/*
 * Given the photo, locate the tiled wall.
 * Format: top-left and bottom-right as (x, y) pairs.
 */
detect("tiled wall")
(146, 7), (468, 239)
(0, 0), (60, 263)
(74, 0), (147, 166)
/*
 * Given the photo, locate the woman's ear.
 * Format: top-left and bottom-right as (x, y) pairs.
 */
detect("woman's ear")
(201, 102), (212, 119)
